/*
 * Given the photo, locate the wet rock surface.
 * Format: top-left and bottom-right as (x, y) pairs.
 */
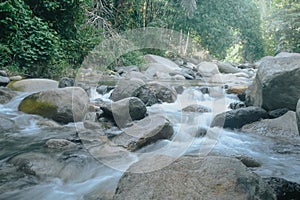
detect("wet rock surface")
(114, 156), (276, 200)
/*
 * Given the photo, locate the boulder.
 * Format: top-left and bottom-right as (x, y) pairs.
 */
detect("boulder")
(241, 111), (299, 137)
(58, 77), (74, 88)
(196, 62), (220, 77)
(7, 79), (58, 92)
(216, 61), (242, 74)
(19, 87), (89, 124)
(112, 115), (173, 151)
(101, 97), (147, 128)
(145, 82), (177, 103)
(0, 76), (10, 86)
(113, 156), (276, 200)
(264, 177), (300, 200)
(182, 104), (211, 113)
(297, 99), (300, 134)
(211, 106), (269, 129)
(110, 78), (145, 102)
(246, 54), (300, 111)
(0, 87), (17, 104)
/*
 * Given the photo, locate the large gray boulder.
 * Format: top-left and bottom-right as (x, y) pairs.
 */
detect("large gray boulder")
(19, 87), (89, 124)
(242, 111), (299, 137)
(7, 78), (58, 92)
(0, 87), (17, 104)
(211, 106), (269, 129)
(101, 97), (147, 128)
(110, 78), (145, 102)
(112, 115), (173, 151)
(246, 54), (300, 111)
(113, 156), (276, 200)
(297, 99), (300, 134)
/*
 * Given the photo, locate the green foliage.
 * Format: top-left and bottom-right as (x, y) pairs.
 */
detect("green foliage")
(0, 0), (61, 77)
(110, 0), (265, 62)
(0, 0), (102, 78)
(267, 1), (300, 53)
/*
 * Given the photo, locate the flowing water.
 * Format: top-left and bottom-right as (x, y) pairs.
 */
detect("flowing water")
(1, 82), (300, 200)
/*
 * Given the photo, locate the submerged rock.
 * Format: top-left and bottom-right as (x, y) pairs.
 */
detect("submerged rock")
(19, 87), (89, 124)
(114, 156), (276, 199)
(211, 106), (268, 129)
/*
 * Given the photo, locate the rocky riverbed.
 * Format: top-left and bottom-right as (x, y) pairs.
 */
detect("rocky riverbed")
(1, 53), (300, 199)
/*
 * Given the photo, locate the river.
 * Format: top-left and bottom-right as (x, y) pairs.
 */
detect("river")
(1, 81), (300, 200)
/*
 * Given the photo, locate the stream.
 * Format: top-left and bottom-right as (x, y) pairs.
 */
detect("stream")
(1, 81), (300, 200)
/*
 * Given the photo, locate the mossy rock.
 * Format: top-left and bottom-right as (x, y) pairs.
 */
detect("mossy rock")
(19, 87), (89, 124)
(18, 93), (58, 119)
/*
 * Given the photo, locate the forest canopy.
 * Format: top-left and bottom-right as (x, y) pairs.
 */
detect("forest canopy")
(0, 0), (299, 78)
